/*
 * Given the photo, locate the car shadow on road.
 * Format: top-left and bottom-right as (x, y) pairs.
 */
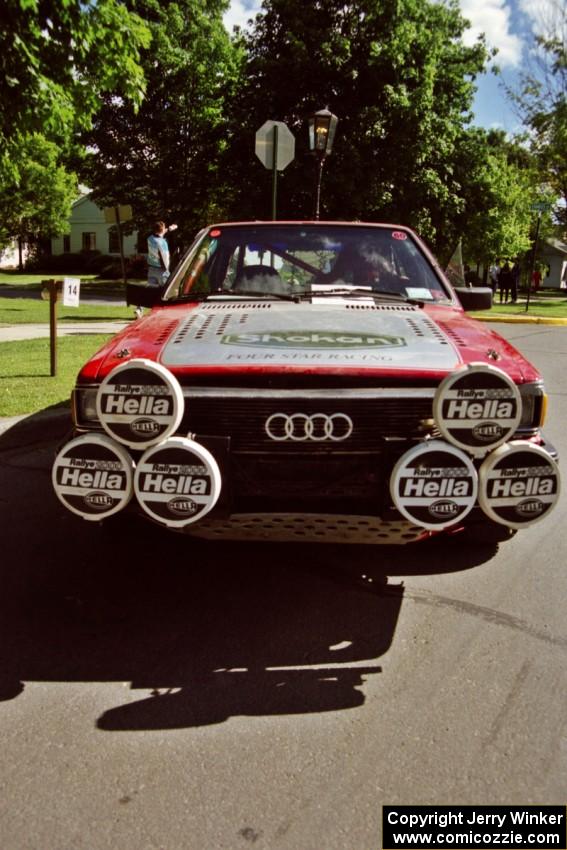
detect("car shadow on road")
(0, 409), (497, 730)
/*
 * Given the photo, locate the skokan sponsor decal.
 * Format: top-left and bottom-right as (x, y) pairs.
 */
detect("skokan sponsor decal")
(433, 363), (521, 455)
(221, 330), (407, 349)
(96, 358), (184, 449)
(134, 437), (221, 527)
(390, 440), (478, 530)
(52, 433), (134, 520)
(479, 441), (560, 528)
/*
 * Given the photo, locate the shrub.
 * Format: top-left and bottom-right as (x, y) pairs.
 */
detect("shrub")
(27, 251), (100, 273)
(27, 250), (141, 279)
(126, 254), (147, 279)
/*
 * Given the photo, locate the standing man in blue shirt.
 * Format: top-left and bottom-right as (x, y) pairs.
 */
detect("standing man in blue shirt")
(147, 220), (177, 286)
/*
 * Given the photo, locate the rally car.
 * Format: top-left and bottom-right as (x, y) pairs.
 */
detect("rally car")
(52, 222), (560, 544)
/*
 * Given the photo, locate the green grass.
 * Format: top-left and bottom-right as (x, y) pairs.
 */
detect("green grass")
(471, 296), (567, 320)
(0, 335), (111, 417)
(0, 271), (72, 286)
(0, 297), (134, 324)
(0, 271), (140, 297)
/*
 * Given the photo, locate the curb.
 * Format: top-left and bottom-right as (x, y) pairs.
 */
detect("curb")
(475, 315), (567, 326)
(0, 320), (129, 343)
(0, 415), (30, 435)
(0, 406), (71, 445)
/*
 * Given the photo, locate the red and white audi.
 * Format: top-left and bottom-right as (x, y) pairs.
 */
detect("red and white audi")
(52, 222), (560, 544)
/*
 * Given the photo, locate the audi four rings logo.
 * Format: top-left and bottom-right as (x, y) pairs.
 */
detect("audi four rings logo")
(265, 413), (354, 442)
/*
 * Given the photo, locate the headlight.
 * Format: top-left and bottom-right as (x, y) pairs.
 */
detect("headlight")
(72, 386), (100, 427)
(518, 381), (547, 430)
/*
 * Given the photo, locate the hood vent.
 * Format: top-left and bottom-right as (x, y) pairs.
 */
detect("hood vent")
(435, 321), (467, 348)
(166, 304), (455, 350)
(172, 315), (200, 344)
(414, 317), (450, 345)
(405, 317), (426, 338)
(345, 303), (418, 312)
(200, 302), (273, 310)
(172, 310), (256, 344)
(152, 320), (179, 346)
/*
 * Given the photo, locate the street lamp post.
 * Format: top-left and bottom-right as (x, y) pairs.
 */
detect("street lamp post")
(308, 107), (338, 220)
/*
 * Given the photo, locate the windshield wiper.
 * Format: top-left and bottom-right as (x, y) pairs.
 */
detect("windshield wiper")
(170, 290), (301, 304)
(170, 293), (210, 302)
(303, 288), (425, 307)
(219, 288), (302, 303)
(169, 288), (424, 307)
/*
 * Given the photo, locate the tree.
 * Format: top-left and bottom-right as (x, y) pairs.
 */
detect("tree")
(508, 0), (566, 225)
(80, 0), (241, 248)
(222, 0), (490, 253)
(0, 0), (151, 256)
(0, 0), (150, 150)
(0, 135), (77, 266)
(452, 129), (538, 270)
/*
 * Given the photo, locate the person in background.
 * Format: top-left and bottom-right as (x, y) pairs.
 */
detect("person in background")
(147, 220), (177, 286)
(531, 267), (542, 292)
(511, 261), (521, 303)
(498, 261), (513, 304)
(488, 261), (500, 294)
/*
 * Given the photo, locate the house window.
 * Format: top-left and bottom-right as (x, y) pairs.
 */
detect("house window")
(82, 232), (96, 251)
(108, 228), (121, 254)
(63, 235), (71, 253)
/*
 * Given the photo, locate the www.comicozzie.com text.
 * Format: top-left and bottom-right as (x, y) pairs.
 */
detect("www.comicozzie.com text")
(385, 808), (565, 847)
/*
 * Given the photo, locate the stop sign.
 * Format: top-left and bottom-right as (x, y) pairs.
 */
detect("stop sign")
(255, 121), (295, 171)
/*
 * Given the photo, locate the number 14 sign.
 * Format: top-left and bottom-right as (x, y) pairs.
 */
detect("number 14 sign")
(63, 277), (81, 307)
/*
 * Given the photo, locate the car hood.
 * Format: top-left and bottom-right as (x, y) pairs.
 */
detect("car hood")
(81, 301), (538, 383)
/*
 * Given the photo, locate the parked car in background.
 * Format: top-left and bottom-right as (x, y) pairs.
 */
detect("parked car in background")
(53, 222), (560, 544)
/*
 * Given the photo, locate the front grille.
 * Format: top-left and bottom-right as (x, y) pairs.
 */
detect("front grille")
(181, 390), (435, 453)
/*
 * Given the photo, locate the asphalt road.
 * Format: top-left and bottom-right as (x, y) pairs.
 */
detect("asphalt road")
(0, 324), (566, 850)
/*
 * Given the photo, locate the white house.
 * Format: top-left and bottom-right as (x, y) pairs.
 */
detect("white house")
(540, 238), (567, 289)
(51, 194), (138, 257)
(0, 242), (30, 269)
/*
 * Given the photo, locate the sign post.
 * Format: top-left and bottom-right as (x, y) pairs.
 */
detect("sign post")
(41, 279), (60, 377)
(255, 121), (295, 220)
(103, 204), (133, 285)
(49, 280), (57, 377)
(42, 277), (81, 376)
(526, 201), (551, 313)
(271, 123), (279, 220)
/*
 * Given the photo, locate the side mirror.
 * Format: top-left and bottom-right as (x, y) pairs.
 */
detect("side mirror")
(126, 283), (163, 308)
(454, 286), (493, 311)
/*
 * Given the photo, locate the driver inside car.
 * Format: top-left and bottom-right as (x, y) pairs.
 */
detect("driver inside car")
(317, 244), (404, 293)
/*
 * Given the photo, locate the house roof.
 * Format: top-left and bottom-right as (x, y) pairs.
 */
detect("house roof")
(71, 192), (93, 210)
(543, 238), (567, 256)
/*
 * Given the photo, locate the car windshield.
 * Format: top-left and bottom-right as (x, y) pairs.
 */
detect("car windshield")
(164, 224), (451, 304)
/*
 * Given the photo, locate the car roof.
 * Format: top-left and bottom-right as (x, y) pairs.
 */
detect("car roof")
(203, 220), (412, 229)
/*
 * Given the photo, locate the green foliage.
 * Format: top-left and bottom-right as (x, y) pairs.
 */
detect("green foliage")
(531, 100), (567, 227)
(0, 0), (151, 255)
(452, 129), (538, 266)
(0, 0), (150, 149)
(222, 0), (489, 253)
(80, 0), (242, 245)
(508, 1), (567, 225)
(1, 0), (550, 271)
(0, 134), (77, 252)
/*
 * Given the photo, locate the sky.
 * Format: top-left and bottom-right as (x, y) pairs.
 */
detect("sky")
(223, 0), (560, 135)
